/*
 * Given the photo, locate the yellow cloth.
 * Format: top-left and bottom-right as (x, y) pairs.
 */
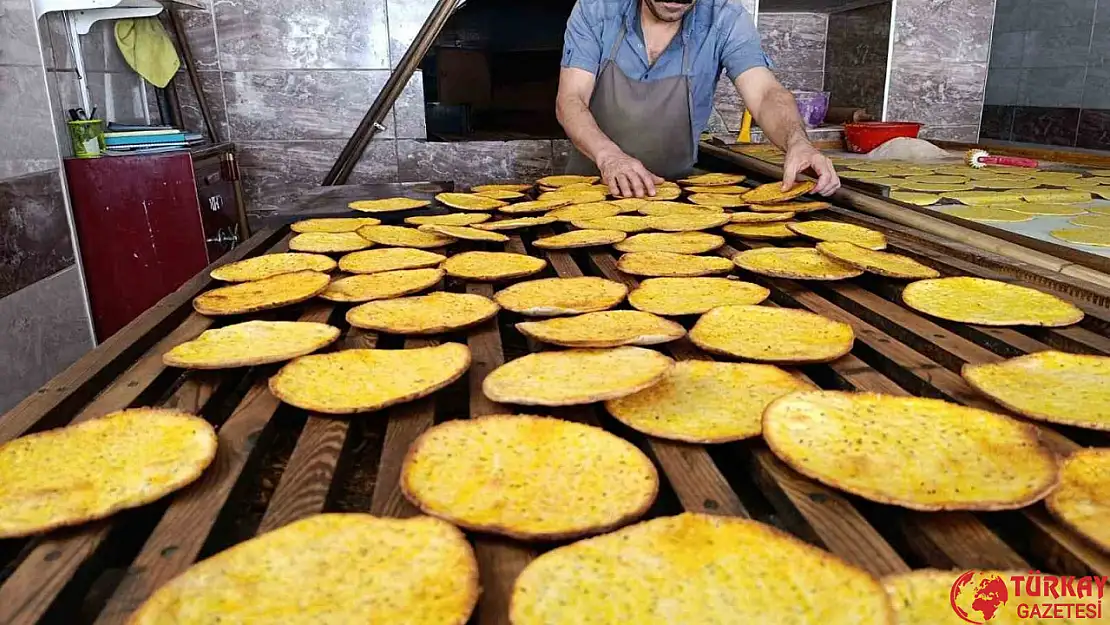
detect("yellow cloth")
(115, 18), (180, 88)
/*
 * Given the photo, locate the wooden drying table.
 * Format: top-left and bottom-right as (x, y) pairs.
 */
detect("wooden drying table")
(1, 182), (1109, 625)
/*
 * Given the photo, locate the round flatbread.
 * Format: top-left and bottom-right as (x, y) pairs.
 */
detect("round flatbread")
(1090, 205), (1110, 215)
(883, 570), (1057, 625)
(347, 291), (499, 334)
(483, 347), (674, 406)
(627, 277), (769, 316)
(679, 172), (747, 186)
(617, 251), (734, 277)
(1071, 214), (1110, 228)
(402, 416), (657, 540)
(751, 201), (829, 213)
(320, 268), (444, 303)
(548, 202), (627, 222)
(443, 251), (547, 281)
(902, 277), (1084, 326)
(741, 180), (816, 204)
(607, 361), (814, 442)
(538, 190), (610, 205)
(1086, 186), (1110, 200)
(942, 206), (1032, 222)
(970, 179), (1041, 190)
(1021, 189), (1092, 204)
(405, 213), (491, 226)
(681, 185), (747, 195)
(722, 222), (797, 240)
(471, 183), (532, 193)
(571, 215), (655, 232)
(649, 213), (730, 232)
(517, 310), (686, 348)
(609, 197), (653, 211)
(734, 247), (864, 280)
(211, 253), (336, 282)
(435, 193), (507, 211)
(494, 277), (628, 316)
(1047, 449), (1110, 552)
(788, 221), (887, 250)
(291, 217), (382, 233)
(613, 232), (724, 254)
(194, 270), (331, 316)
(289, 232), (374, 253)
(905, 174), (967, 184)
(164, 321), (340, 369)
(993, 202), (1086, 216)
(357, 225), (456, 249)
(472, 216), (557, 231)
(638, 183), (682, 201)
(338, 248), (445, 274)
(763, 391), (1059, 510)
(962, 351), (1110, 431)
(534, 229), (627, 249)
(0, 408), (217, 539)
(890, 191), (941, 206)
(511, 513), (893, 625)
(942, 190), (1025, 205)
(131, 514), (478, 625)
(815, 242), (940, 279)
(690, 305), (855, 363)
(348, 197), (431, 212)
(687, 193), (749, 208)
(730, 211), (795, 223)
(271, 343), (470, 413)
(500, 199), (573, 214)
(896, 182), (974, 193)
(417, 224), (509, 242)
(637, 201), (724, 216)
(537, 175), (600, 188)
(1052, 227), (1110, 247)
(476, 189), (525, 201)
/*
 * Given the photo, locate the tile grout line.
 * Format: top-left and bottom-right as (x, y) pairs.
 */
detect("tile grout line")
(1074, 0), (1099, 147)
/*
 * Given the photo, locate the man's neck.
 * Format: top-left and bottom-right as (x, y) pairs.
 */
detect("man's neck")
(639, 1), (682, 64)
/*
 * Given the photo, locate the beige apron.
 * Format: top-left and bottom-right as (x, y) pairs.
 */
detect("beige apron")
(566, 22), (697, 181)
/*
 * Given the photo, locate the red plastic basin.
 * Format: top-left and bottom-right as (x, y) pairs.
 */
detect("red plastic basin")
(843, 122), (923, 154)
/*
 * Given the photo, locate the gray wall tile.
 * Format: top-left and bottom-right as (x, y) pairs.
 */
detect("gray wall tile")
(887, 62), (988, 126)
(759, 13), (828, 74)
(1083, 64), (1110, 109)
(993, 0), (1028, 32)
(919, 125), (982, 142)
(397, 139), (556, 187)
(0, 66), (60, 178)
(1025, 0), (1096, 29)
(172, 70), (230, 140)
(177, 9), (220, 70)
(0, 0), (44, 66)
(1018, 67), (1086, 107)
(989, 31), (1026, 68)
(774, 70), (824, 91)
(394, 71), (427, 139)
(387, 0), (438, 68)
(984, 67), (1021, 105)
(1022, 26), (1097, 68)
(893, 0), (995, 64)
(0, 169), (74, 299)
(825, 3), (890, 120)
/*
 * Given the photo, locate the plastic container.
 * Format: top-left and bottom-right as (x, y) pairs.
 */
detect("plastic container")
(793, 91), (830, 128)
(843, 122), (923, 153)
(68, 119), (106, 158)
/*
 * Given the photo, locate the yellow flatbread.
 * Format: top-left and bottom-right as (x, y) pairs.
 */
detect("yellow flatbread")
(687, 193), (749, 208)
(941, 190), (1025, 205)
(356, 225), (456, 249)
(905, 174), (967, 184)
(637, 201), (724, 216)
(291, 217), (382, 233)
(816, 242), (940, 279)
(346, 291), (499, 334)
(494, 277), (628, 316)
(289, 231), (374, 253)
(405, 213), (491, 226)
(538, 190), (609, 205)
(990, 202), (1085, 216)
(1021, 189), (1092, 204)
(890, 191), (941, 206)
(764, 391), (1059, 510)
(435, 193), (508, 211)
(0, 408), (217, 539)
(1052, 228), (1110, 247)
(164, 321), (340, 369)
(741, 180), (816, 203)
(1047, 449), (1110, 553)
(131, 514), (478, 625)
(1084, 186), (1110, 199)
(537, 175), (601, 188)
(472, 215), (558, 231)
(895, 182), (974, 193)
(338, 248), (445, 274)
(571, 215), (656, 232)
(483, 346), (674, 406)
(417, 224), (509, 242)
(722, 222), (797, 240)
(942, 206), (1033, 222)
(627, 277), (768, 316)
(607, 361), (814, 442)
(320, 268), (444, 303)
(734, 247), (864, 280)
(681, 185), (747, 195)
(1071, 214), (1110, 228)
(517, 310), (685, 348)
(443, 251), (547, 281)
(348, 197), (431, 212)
(475, 189), (525, 201)
(271, 343), (470, 413)
(963, 351), (1110, 431)
(1030, 170), (1083, 181)
(553, 182), (606, 193)
(902, 277), (1084, 326)
(499, 199), (573, 214)
(471, 183), (532, 193)
(788, 221), (887, 250)
(1087, 169), (1110, 177)
(969, 179), (1041, 189)
(1090, 205), (1110, 215)
(637, 183), (682, 201)
(690, 305), (854, 363)
(511, 513), (893, 625)
(882, 570), (1080, 625)
(194, 270), (331, 316)
(609, 197), (653, 211)
(749, 201), (829, 213)
(613, 232), (725, 254)
(534, 229), (627, 249)
(729, 211), (795, 223)
(211, 253), (336, 282)
(548, 202), (627, 222)
(649, 213), (730, 232)
(617, 251), (734, 277)
(403, 416), (657, 540)
(679, 172), (747, 186)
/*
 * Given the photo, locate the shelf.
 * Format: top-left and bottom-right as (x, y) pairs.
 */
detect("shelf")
(34, 0), (205, 33)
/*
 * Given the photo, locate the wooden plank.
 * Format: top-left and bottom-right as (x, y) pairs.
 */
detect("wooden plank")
(467, 283), (510, 418)
(1021, 506), (1110, 577)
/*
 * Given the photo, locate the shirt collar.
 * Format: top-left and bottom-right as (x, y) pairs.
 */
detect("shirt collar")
(625, 1), (700, 47)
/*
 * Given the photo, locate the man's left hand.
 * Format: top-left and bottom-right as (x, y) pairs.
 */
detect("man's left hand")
(783, 141), (840, 196)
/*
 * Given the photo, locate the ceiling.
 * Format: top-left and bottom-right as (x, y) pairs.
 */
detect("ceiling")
(758, 0), (890, 13)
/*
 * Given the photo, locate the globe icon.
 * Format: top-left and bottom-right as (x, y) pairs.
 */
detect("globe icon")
(950, 571), (1010, 623)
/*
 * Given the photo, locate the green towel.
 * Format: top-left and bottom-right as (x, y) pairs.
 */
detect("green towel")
(115, 18), (180, 89)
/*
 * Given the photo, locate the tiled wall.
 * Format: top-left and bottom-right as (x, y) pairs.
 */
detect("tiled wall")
(981, 0), (1110, 149)
(825, 2), (890, 120)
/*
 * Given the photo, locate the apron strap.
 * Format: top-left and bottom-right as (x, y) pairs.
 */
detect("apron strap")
(608, 23), (627, 63)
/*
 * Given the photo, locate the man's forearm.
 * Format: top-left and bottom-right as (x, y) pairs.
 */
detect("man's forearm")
(749, 85), (809, 152)
(556, 94), (624, 163)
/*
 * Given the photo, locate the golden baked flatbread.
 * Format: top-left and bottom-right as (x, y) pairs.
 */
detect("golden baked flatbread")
(741, 180), (816, 203)
(291, 217), (382, 233)
(537, 175), (601, 187)
(905, 174), (968, 184)
(475, 189), (525, 201)
(649, 213), (730, 232)
(211, 253), (336, 282)
(271, 343), (470, 413)
(1051, 228), (1110, 247)
(533, 229), (627, 249)
(788, 221), (887, 250)
(763, 391), (1059, 510)
(538, 190), (609, 205)
(1083, 186), (1110, 199)
(548, 202), (628, 222)
(571, 215), (656, 232)
(990, 202), (1086, 216)
(494, 277), (628, 316)
(890, 191), (941, 206)
(320, 268), (444, 303)
(0, 408), (216, 538)
(435, 193), (507, 211)
(164, 321), (340, 369)
(613, 232), (725, 254)
(882, 570), (1070, 625)
(941, 190), (1024, 205)
(472, 216), (557, 231)
(517, 310), (685, 348)
(617, 251), (734, 277)
(346, 292), (499, 334)
(969, 179), (1041, 190)
(607, 361), (814, 442)
(942, 206), (1032, 222)
(627, 277), (769, 316)
(1090, 205), (1110, 215)
(1021, 189), (1092, 204)
(687, 193), (749, 208)
(1071, 214), (1110, 228)
(610, 197), (653, 211)
(733, 247), (865, 280)
(405, 213), (491, 226)
(815, 242), (940, 279)
(443, 251), (547, 281)
(417, 224), (509, 242)
(499, 199), (573, 214)
(722, 222), (796, 240)
(895, 182), (974, 193)
(483, 347), (674, 406)
(1046, 449), (1110, 553)
(194, 270), (331, 316)
(681, 185), (747, 195)
(690, 305), (855, 363)
(357, 225), (456, 249)
(289, 232), (374, 253)
(679, 172), (747, 186)
(638, 182), (682, 201)
(338, 248), (446, 274)
(637, 201), (724, 216)
(902, 277), (1084, 326)
(348, 197), (431, 212)
(131, 514), (478, 625)
(471, 183), (532, 193)
(729, 211), (795, 223)
(402, 416), (657, 540)
(748, 201), (829, 213)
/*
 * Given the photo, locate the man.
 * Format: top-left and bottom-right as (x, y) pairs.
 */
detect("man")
(557, 0), (840, 198)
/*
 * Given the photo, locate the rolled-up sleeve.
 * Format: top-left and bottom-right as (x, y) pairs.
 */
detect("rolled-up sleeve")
(720, 6), (769, 81)
(562, 0), (604, 75)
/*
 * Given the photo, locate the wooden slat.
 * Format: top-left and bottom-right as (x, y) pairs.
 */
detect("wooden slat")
(467, 283), (511, 418)
(1022, 506), (1110, 576)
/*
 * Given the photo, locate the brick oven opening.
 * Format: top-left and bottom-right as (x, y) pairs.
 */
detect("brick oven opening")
(421, 0), (576, 141)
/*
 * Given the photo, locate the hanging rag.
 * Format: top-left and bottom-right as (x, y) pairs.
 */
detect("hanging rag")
(115, 17), (180, 88)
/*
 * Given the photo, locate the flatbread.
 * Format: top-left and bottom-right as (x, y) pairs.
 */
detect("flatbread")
(538, 190), (609, 205)
(270, 343), (470, 413)
(815, 242), (940, 279)
(494, 277), (628, 316)
(690, 305), (854, 363)
(902, 277), (1084, 326)
(435, 193), (507, 211)
(905, 174), (968, 184)
(472, 216), (557, 231)
(338, 248), (445, 274)
(1071, 214), (1110, 228)
(476, 189), (525, 200)
(895, 182), (974, 193)
(211, 253), (336, 282)
(1046, 449), (1110, 552)
(402, 416), (657, 540)
(348, 197), (431, 212)
(733, 247), (866, 280)
(517, 310), (686, 348)
(548, 202), (627, 222)
(627, 277), (769, 316)
(289, 232), (374, 253)
(607, 361), (814, 442)
(1086, 186), (1110, 200)
(1052, 228), (1110, 247)
(749, 201), (829, 213)
(1090, 205), (1110, 215)
(405, 213), (492, 226)
(613, 232), (725, 254)
(722, 222), (796, 240)
(649, 213), (730, 232)
(969, 179), (1041, 190)
(471, 183), (532, 193)
(533, 229), (627, 249)
(681, 185), (747, 195)
(788, 221), (887, 250)
(763, 391), (1059, 510)
(131, 514), (478, 625)
(357, 225), (456, 249)
(679, 172), (747, 186)
(687, 193), (749, 208)
(610, 198), (653, 211)
(417, 224), (509, 242)
(537, 175), (600, 187)
(483, 346), (674, 406)
(729, 211), (795, 223)
(962, 351), (1110, 431)
(940, 190), (1024, 205)
(741, 180), (816, 203)
(571, 215), (656, 232)
(320, 268), (444, 303)
(443, 251), (547, 281)
(346, 292), (499, 334)
(500, 199), (573, 214)
(991, 202), (1086, 216)
(164, 321), (340, 369)
(194, 270), (331, 316)
(511, 513), (894, 625)
(291, 217), (382, 233)
(637, 201), (724, 216)
(617, 251), (734, 277)
(883, 570), (1060, 625)
(890, 192), (941, 206)
(942, 206), (1033, 222)
(637, 183), (682, 201)
(1020, 189), (1092, 204)
(0, 408), (217, 539)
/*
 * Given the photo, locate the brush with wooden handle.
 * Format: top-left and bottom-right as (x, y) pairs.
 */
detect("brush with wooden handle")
(965, 149), (1039, 169)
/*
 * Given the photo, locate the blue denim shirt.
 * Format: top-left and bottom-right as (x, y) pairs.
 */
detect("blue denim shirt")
(561, 0), (768, 147)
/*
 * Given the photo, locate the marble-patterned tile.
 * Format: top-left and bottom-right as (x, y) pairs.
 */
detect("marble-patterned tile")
(393, 71), (426, 139)
(979, 104), (1015, 140)
(397, 139), (555, 187)
(759, 13), (827, 73)
(387, 0), (438, 68)
(0, 266), (93, 414)
(173, 70), (230, 140)
(886, 62), (988, 126)
(984, 68), (1020, 105)
(775, 70), (824, 92)
(712, 74), (746, 133)
(552, 140), (572, 174)
(1021, 26), (1097, 69)
(1082, 63), (1110, 109)
(0, 0), (43, 66)
(919, 125), (981, 142)
(177, 9), (220, 70)
(825, 66), (886, 120)
(989, 31), (1025, 69)
(0, 66), (61, 178)
(0, 169), (74, 299)
(214, 0), (389, 70)
(1010, 106), (1081, 145)
(892, 0), (995, 64)
(1076, 108), (1110, 150)
(1017, 67), (1086, 108)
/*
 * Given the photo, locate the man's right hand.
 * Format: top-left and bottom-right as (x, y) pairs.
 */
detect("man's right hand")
(596, 149), (664, 198)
